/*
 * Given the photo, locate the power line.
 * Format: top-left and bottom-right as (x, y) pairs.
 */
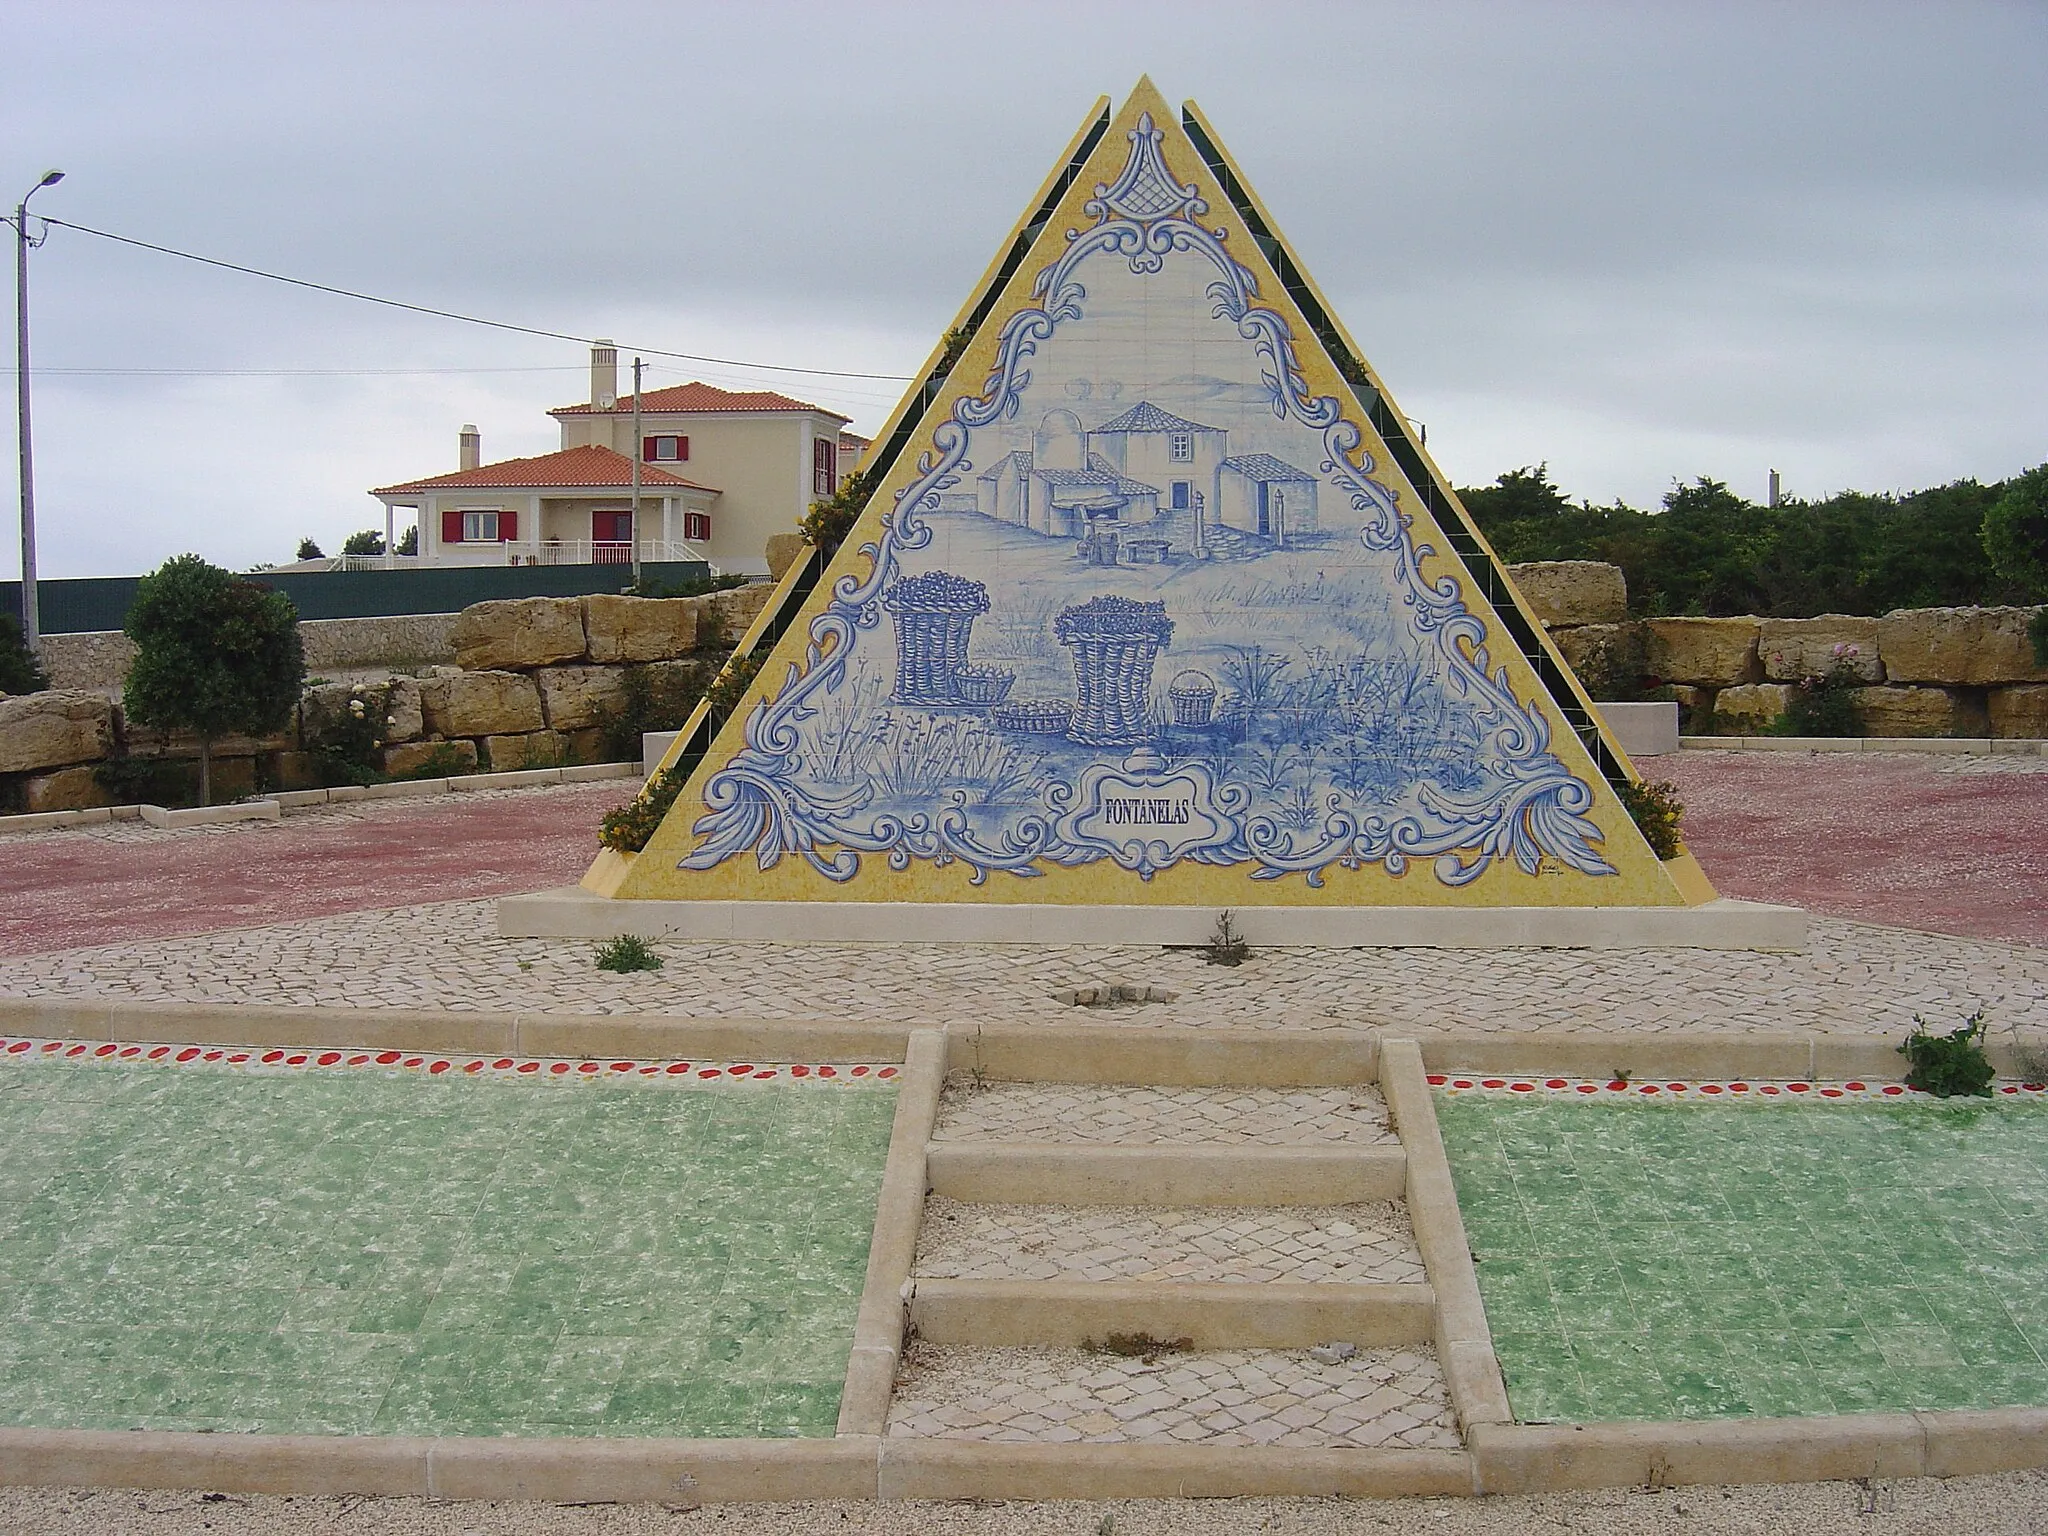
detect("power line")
(38, 216), (917, 384)
(6, 365), (588, 378)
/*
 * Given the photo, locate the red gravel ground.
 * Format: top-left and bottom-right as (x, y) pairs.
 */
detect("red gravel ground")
(1657, 752), (2048, 949)
(0, 783), (635, 959)
(0, 756), (2041, 958)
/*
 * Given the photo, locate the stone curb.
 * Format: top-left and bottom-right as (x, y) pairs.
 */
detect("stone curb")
(873, 1440), (1475, 1500)
(836, 1032), (947, 1436)
(0, 762), (640, 836)
(1380, 1039), (1512, 1439)
(923, 1142), (1406, 1207)
(907, 1278), (1436, 1349)
(137, 799), (281, 829)
(1680, 734), (2047, 755)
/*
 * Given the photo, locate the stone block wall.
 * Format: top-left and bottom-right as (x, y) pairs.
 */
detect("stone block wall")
(1, 581), (775, 814)
(1509, 561), (2048, 739)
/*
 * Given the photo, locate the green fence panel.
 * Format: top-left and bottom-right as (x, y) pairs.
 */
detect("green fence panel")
(6, 561), (713, 636)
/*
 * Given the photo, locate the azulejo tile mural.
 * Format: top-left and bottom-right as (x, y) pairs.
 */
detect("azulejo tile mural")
(620, 81), (1701, 909)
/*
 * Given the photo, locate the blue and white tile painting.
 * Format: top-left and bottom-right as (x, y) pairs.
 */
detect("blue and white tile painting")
(681, 114), (1615, 893)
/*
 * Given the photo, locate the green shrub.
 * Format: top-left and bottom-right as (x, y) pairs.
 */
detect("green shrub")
(92, 753), (197, 808)
(593, 934), (663, 973)
(1775, 649), (1862, 737)
(303, 681), (393, 787)
(123, 555), (304, 805)
(1981, 464), (2048, 598)
(799, 463), (877, 556)
(392, 742), (473, 781)
(593, 659), (722, 765)
(1614, 777), (1685, 860)
(627, 571), (746, 600)
(1898, 1010), (1994, 1098)
(0, 612), (48, 695)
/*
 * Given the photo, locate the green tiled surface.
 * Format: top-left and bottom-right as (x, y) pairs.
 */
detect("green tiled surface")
(0, 1059), (897, 1438)
(1437, 1092), (2048, 1424)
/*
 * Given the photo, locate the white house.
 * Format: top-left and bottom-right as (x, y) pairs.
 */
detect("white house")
(371, 343), (868, 574)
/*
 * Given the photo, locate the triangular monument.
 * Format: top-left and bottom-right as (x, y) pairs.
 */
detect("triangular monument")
(512, 80), (1800, 948)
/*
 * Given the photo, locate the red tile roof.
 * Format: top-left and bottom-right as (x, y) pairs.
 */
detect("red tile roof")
(372, 445), (714, 496)
(550, 381), (850, 420)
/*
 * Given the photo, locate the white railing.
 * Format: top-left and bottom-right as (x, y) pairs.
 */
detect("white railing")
(336, 539), (713, 572)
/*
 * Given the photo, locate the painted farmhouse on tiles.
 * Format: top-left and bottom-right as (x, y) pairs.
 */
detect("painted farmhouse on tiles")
(372, 343), (868, 576)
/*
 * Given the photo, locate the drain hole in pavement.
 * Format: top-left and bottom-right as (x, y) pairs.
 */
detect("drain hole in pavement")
(1055, 983), (1178, 1008)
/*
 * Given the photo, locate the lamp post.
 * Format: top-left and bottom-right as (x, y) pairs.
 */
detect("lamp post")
(14, 168), (63, 657)
(629, 357), (643, 588)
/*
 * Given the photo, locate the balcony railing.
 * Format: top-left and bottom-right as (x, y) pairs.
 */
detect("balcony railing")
(336, 538), (711, 572)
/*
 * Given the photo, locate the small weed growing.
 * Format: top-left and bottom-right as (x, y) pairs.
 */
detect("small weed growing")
(1608, 1067), (1631, 1088)
(1202, 910), (1251, 967)
(1899, 1009), (1994, 1098)
(1086, 1332), (1191, 1361)
(593, 934), (663, 974)
(1614, 777), (1685, 860)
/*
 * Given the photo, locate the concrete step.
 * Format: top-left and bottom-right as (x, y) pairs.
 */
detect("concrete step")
(909, 1278), (1435, 1350)
(924, 1141), (1406, 1206)
(886, 1341), (1460, 1450)
(913, 1197), (1425, 1286)
(933, 1079), (1397, 1146)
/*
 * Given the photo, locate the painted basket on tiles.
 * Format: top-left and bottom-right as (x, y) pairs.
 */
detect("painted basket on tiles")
(954, 664), (1016, 706)
(992, 699), (1073, 735)
(1168, 669), (1218, 727)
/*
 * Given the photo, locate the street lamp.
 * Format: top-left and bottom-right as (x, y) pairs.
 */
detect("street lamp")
(14, 168), (63, 657)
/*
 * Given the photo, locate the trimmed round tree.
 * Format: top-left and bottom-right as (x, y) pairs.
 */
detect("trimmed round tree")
(1982, 463), (2048, 598)
(123, 555), (305, 805)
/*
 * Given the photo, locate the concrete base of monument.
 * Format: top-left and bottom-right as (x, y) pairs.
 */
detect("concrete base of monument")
(496, 890), (1807, 951)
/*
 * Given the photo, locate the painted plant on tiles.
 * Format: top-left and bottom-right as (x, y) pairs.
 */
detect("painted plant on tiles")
(683, 115), (1609, 889)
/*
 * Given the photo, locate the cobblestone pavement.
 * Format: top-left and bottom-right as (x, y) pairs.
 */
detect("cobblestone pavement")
(932, 1081), (1397, 1145)
(885, 1343), (1458, 1448)
(0, 782), (635, 958)
(1661, 750), (2048, 947)
(2, 898), (2041, 1042)
(913, 1199), (1425, 1285)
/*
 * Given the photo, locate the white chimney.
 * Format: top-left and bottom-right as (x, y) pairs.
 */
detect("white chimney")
(459, 423), (481, 471)
(591, 339), (618, 411)
(1768, 469), (1781, 508)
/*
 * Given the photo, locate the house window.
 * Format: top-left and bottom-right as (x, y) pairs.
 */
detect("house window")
(592, 510), (633, 544)
(643, 435), (688, 462)
(1169, 431), (1193, 463)
(813, 437), (838, 496)
(461, 510), (500, 542)
(682, 511), (712, 543)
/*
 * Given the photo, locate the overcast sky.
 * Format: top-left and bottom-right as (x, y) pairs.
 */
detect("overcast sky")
(4, 0), (2044, 579)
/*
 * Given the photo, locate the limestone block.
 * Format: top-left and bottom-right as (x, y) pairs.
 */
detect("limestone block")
(383, 678), (423, 743)
(1877, 606), (2048, 685)
(562, 727), (606, 764)
(1549, 623), (1646, 699)
(765, 533), (808, 582)
(1506, 561), (1629, 626)
(1643, 617), (1761, 686)
(1850, 685), (1981, 738)
(1711, 682), (1791, 733)
(382, 738), (477, 778)
(269, 750), (323, 791)
(450, 596), (586, 671)
(485, 730), (567, 772)
(420, 670), (544, 738)
(1671, 685), (1712, 732)
(22, 765), (113, 813)
(536, 665), (627, 731)
(124, 722), (295, 760)
(0, 691), (117, 774)
(712, 582), (775, 635)
(582, 594), (697, 664)
(1989, 685), (2048, 739)
(1759, 615), (1883, 682)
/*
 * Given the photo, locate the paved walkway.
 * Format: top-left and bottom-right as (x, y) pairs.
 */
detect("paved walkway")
(1660, 749), (2048, 947)
(0, 782), (635, 959)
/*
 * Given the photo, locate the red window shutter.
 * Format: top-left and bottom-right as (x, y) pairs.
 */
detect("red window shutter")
(643, 436), (658, 461)
(441, 509), (465, 545)
(498, 509), (517, 541)
(677, 436), (689, 461)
